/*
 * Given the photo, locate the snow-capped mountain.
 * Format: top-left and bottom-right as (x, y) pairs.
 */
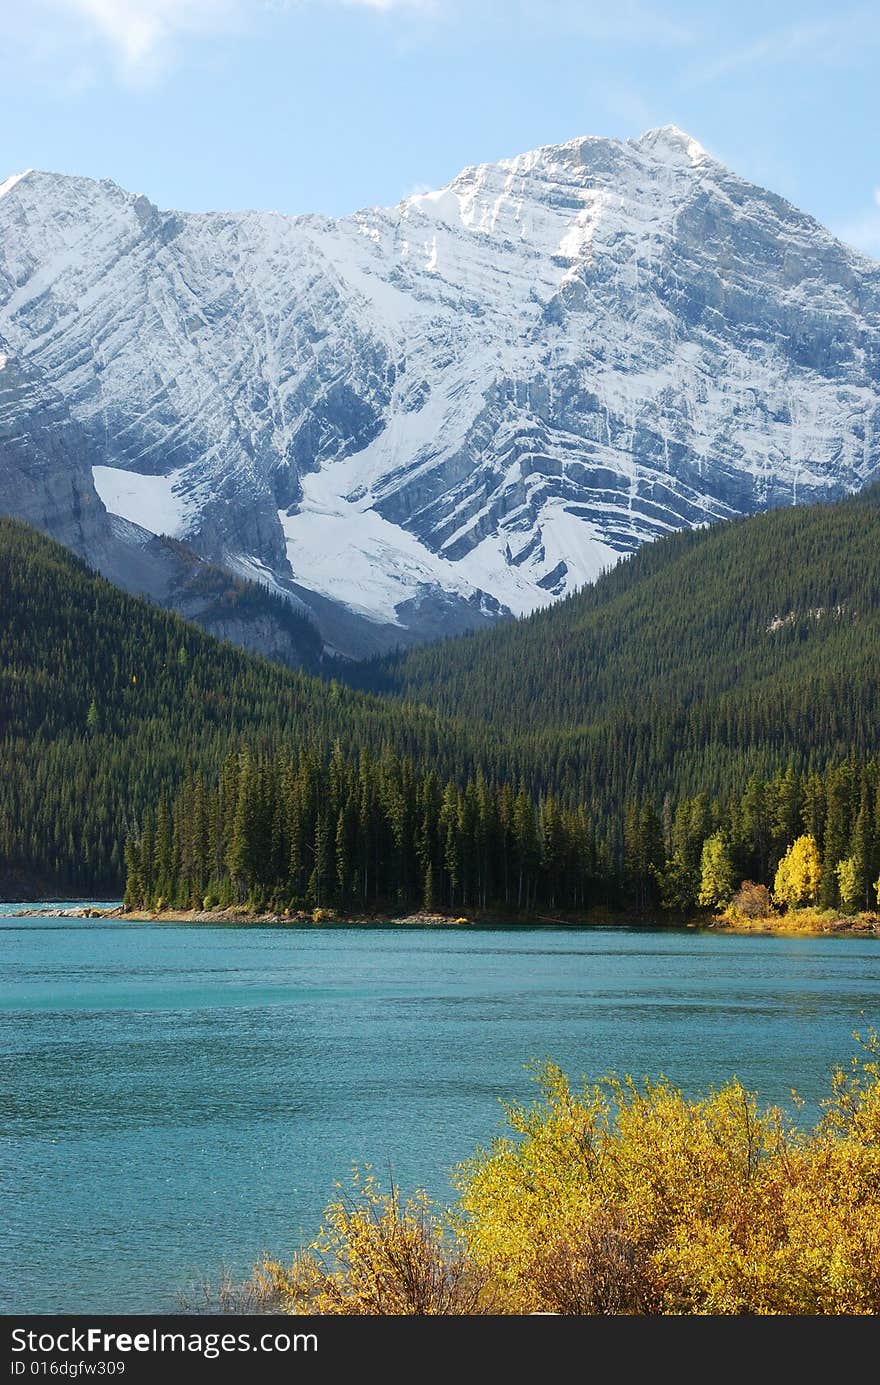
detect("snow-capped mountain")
(1, 129), (878, 656)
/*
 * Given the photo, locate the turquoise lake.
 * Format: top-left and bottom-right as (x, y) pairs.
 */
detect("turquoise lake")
(1, 906), (878, 1313)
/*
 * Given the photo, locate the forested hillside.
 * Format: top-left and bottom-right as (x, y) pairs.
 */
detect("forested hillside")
(349, 487), (880, 796)
(0, 519), (475, 894)
(2, 488), (880, 900)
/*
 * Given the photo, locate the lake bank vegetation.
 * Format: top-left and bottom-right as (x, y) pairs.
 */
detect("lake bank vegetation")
(226, 1034), (880, 1315)
(17, 898), (879, 937)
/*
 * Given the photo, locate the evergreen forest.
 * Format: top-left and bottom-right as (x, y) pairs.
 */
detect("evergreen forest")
(2, 485), (880, 911)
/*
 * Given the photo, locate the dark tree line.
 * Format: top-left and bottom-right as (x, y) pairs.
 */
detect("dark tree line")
(624, 760), (880, 915)
(124, 749), (880, 916)
(124, 744), (603, 914)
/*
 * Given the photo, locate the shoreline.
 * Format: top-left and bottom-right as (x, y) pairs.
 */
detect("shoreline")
(8, 903), (631, 928)
(704, 910), (880, 938)
(7, 902), (880, 937)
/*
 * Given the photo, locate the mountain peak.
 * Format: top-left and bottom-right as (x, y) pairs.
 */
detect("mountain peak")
(633, 125), (711, 165)
(0, 170), (34, 199)
(479, 126), (715, 190)
(0, 168), (141, 207)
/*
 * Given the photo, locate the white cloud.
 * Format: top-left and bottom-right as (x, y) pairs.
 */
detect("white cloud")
(38, 0), (436, 82)
(514, 0), (694, 47)
(45, 0), (240, 80)
(344, 0), (693, 38)
(836, 187), (880, 259)
(342, 0), (434, 8)
(272, 0), (436, 11)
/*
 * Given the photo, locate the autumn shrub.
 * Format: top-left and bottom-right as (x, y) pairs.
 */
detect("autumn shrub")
(260, 1174), (490, 1315)
(528, 1212), (661, 1314)
(458, 1038), (880, 1314)
(727, 880), (774, 919)
(257, 1035), (880, 1315)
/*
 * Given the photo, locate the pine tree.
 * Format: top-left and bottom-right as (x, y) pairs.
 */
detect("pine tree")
(769, 766), (800, 870)
(336, 797), (357, 907)
(153, 793), (174, 904)
(440, 782), (461, 909)
(846, 802), (872, 912)
(820, 763), (856, 908)
(122, 833), (144, 908)
(226, 751), (256, 902)
(836, 856), (862, 914)
(513, 786), (539, 910)
(541, 796), (566, 909)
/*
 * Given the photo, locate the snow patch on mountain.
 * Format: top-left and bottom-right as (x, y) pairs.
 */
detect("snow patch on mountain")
(0, 171), (32, 200)
(92, 465), (192, 537)
(282, 464), (620, 622)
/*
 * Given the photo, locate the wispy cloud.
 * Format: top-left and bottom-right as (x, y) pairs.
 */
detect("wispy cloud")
(691, 6), (880, 83)
(39, 0), (435, 85)
(592, 81), (659, 133)
(835, 187), (880, 258)
(341, 0), (435, 9)
(515, 0), (694, 47)
(43, 0), (241, 82)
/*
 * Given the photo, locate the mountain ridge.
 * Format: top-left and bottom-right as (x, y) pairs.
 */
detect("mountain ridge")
(2, 129), (879, 656)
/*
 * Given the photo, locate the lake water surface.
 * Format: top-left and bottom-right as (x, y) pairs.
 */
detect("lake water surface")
(1, 907), (878, 1312)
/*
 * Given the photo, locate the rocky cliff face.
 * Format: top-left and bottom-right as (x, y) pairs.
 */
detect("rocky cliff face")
(0, 335), (323, 670)
(1, 131), (878, 653)
(0, 334), (113, 557)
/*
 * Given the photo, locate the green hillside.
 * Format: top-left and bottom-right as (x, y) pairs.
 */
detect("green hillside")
(0, 518), (477, 895)
(2, 487), (880, 902)
(348, 486), (880, 799)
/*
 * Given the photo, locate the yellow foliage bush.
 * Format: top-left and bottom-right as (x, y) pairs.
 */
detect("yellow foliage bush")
(260, 1172), (489, 1314)
(256, 1034), (880, 1315)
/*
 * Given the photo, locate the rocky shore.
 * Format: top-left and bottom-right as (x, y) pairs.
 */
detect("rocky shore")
(8, 903), (880, 936)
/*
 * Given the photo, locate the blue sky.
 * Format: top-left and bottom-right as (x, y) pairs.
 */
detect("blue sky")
(2, 1), (879, 255)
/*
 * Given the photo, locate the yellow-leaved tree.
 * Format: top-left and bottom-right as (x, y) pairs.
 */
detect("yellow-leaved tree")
(697, 831), (735, 908)
(836, 855), (862, 913)
(773, 834), (822, 908)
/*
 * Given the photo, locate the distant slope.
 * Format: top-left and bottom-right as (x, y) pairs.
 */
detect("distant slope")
(113, 529), (326, 671)
(0, 338), (325, 669)
(0, 333), (115, 557)
(348, 486), (880, 783)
